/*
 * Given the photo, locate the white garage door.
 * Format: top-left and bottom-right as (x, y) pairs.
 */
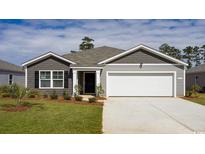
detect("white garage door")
(107, 73), (174, 97)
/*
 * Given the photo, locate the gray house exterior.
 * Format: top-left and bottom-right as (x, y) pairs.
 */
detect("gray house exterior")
(0, 59), (25, 86)
(186, 64), (205, 91)
(22, 44), (187, 97)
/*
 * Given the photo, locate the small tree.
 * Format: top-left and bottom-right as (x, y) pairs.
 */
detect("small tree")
(10, 83), (28, 105)
(96, 84), (104, 97)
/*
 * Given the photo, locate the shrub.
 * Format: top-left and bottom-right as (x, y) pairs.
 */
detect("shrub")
(50, 90), (58, 99)
(96, 84), (104, 97)
(88, 97), (96, 103)
(75, 96), (83, 101)
(185, 90), (192, 97)
(190, 84), (201, 97)
(27, 90), (39, 98)
(63, 91), (71, 100)
(0, 85), (11, 94)
(43, 93), (48, 98)
(1, 92), (10, 98)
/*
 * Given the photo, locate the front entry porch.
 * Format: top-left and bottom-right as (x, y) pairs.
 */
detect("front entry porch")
(72, 68), (101, 96)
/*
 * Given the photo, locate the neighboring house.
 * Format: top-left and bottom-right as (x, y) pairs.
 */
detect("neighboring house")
(22, 44), (188, 97)
(0, 59), (25, 86)
(186, 64), (205, 92)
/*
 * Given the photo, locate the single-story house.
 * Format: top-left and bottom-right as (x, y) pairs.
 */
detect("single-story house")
(22, 44), (188, 97)
(0, 59), (25, 86)
(186, 64), (205, 92)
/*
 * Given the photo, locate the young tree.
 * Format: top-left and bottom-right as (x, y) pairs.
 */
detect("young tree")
(183, 46), (194, 69)
(193, 46), (201, 67)
(79, 36), (94, 50)
(200, 45), (205, 63)
(10, 83), (28, 105)
(159, 43), (182, 60)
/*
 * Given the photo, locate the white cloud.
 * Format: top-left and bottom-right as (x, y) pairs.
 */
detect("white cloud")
(0, 19), (205, 65)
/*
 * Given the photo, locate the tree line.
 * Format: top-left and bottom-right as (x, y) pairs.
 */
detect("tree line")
(159, 43), (205, 69)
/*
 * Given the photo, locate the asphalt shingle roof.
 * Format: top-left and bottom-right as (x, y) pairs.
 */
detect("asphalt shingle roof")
(186, 64), (205, 74)
(0, 59), (24, 73)
(63, 46), (125, 67)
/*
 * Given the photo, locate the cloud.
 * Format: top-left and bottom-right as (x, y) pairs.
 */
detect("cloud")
(0, 19), (204, 65)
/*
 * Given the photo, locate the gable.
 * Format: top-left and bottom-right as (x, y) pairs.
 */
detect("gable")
(27, 56), (71, 69)
(108, 49), (176, 64)
(22, 52), (76, 67)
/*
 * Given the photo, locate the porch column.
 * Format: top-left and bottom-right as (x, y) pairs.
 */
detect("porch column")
(72, 70), (78, 96)
(96, 70), (101, 87)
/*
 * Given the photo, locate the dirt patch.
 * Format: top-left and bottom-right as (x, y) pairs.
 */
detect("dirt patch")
(2, 105), (31, 112)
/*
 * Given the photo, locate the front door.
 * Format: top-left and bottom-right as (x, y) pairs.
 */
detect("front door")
(84, 72), (96, 94)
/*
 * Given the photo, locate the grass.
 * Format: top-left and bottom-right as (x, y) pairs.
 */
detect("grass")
(183, 93), (205, 106)
(0, 98), (103, 134)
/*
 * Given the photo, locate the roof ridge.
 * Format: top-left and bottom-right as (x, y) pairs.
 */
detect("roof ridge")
(63, 46), (124, 56)
(0, 59), (22, 68)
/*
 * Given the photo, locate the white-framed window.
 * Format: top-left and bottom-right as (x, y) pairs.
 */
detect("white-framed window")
(8, 74), (13, 85)
(39, 70), (64, 89)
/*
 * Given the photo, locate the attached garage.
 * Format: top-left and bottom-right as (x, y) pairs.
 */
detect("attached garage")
(107, 72), (176, 97)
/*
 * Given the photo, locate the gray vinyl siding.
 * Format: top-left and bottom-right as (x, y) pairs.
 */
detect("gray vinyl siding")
(100, 65), (185, 97)
(186, 72), (205, 90)
(27, 56), (72, 95)
(108, 49), (176, 64)
(0, 71), (25, 86)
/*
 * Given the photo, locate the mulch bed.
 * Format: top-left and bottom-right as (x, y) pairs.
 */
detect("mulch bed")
(2, 105), (31, 112)
(57, 98), (104, 106)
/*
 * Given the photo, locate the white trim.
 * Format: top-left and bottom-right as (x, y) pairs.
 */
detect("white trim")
(39, 70), (64, 89)
(25, 66), (27, 88)
(184, 66), (186, 96)
(71, 67), (103, 69)
(98, 44), (188, 66)
(107, 63), (182, 66)
(96, 70), (101, 87)
(106, 71), (176, 97)
(72, 70), (78, 96)
(22, 52), (76, 66)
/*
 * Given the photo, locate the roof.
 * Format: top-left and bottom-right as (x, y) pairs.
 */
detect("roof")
(186, 64), (205, 74)
(22, 52), (76, 66)
(98, 44), (188, 66)
(63, 46), (125, 67)
(0, 59), (24, 73)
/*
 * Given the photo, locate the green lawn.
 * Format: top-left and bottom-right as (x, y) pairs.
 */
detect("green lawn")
(183, 93), (205, 106)
(0, 98), (102, 134)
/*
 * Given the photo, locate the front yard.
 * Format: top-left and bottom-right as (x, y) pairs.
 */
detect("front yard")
(0, 98), (103, 134)
(183, 93), (205, 106)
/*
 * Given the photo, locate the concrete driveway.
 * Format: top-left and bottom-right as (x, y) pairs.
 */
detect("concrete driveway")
(103, 97), (205, 134)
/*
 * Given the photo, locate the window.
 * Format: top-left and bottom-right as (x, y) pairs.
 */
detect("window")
(39, 70), (64, 89)
(8, 74), (13, 85)
(53, 71), (64, 88)
(40, 71), (51, 88)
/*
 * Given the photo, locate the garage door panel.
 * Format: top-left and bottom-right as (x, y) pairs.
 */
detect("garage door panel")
(107, 73), (174, 96)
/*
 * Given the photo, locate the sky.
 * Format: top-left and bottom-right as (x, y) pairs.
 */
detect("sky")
(0, 19), (205, 65)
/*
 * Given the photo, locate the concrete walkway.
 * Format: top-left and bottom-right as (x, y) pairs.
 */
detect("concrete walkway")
(103, 97), (205, 134)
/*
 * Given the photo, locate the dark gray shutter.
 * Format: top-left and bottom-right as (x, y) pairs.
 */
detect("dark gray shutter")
(35, 71), (39, 88)
(64, 71), (69, 88)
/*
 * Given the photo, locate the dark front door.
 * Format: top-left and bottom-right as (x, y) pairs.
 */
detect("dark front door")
(84, 72), (96, 94)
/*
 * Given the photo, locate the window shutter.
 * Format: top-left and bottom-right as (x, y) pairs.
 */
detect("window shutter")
(64, 71), (69, 88)
(35, 71), (39, 88)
